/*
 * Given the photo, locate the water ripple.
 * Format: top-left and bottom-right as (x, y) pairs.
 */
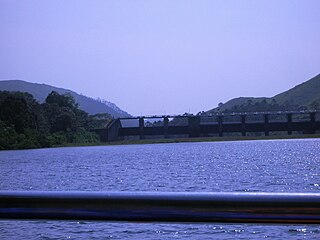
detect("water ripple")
(1, 139), (320, 239)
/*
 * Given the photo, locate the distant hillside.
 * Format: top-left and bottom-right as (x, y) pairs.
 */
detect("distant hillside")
(211, 97), (268, 113)
(273, 74), (320, 107)
(207, 74), (320, 114)
(0, 80), (130, 118)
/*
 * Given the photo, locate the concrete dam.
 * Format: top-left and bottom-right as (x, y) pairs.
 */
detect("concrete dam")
(94, 111), (320, 142)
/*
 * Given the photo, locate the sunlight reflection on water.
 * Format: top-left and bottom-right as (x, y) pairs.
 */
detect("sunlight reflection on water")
(0, 139), (320, 239)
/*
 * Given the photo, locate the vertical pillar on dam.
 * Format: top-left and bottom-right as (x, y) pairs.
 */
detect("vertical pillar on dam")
(188, 116), (200, 138)
(139, 117), (145, 140)
(107, 119), (122, 141)
(264, 114), (269, 136)
(310, 112), (316, 134)
(164, 117), (169, 138)
(287, 113), (292, 135)
(218, 115), (223, 137)
(241, 115), (246, 136)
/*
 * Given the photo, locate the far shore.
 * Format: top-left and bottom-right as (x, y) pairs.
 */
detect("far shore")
(3, 134), (320, 151)
(60, 133), (320, 148)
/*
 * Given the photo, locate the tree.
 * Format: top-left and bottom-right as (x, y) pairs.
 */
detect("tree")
(45, 91), (78, 109)
(43, 91), (89, 133)
(88, 113), (112, 129)
(0, 120), (18, 150)
(0, 91), (39, 133)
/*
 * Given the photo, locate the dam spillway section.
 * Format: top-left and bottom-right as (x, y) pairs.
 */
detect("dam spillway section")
(94, 111), (320, 142)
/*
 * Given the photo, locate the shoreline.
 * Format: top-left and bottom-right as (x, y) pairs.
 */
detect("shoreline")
(62, 133), (320, 148)
(2, 134), (320, 151)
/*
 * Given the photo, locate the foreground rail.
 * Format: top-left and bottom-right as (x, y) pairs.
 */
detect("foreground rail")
(1, 191), (320, 224)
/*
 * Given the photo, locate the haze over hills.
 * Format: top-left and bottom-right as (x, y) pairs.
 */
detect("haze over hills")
(207, 74), (320, 114)
(0, 80), (130, 118)
(1, 74), (319, 118)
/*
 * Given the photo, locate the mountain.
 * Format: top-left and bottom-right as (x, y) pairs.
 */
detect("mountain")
(207, 74), (320, 114)
(0, 80), (130, 118)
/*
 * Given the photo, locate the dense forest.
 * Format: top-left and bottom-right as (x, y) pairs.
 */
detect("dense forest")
(0, 91), (112, 150)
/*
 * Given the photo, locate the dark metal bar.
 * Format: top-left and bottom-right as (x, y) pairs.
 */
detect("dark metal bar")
(218, 116), (223, 137)
(1, 191), (320, 223)
(164, 117), (169, 138)
(139, 117), (145, 140)
(310, 112), (316, 134)
(241, 115), (246, 136)
(188, 116), (200, 137)
(287, 113), (292, 135)
(264, 114), (269, 136)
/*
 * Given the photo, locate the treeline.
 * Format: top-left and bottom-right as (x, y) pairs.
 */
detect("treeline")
(0, 91), (112, 150)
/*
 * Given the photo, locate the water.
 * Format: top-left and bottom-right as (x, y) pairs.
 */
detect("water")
(0, 139), (320, 239)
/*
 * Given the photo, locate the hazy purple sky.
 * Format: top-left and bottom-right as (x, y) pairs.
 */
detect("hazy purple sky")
(1, 1), (319, 116)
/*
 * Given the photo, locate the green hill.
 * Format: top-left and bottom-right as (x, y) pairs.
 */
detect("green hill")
(0, 80), (130, 118)
(207, 74), (320, 114)
(273, 74), (320, 107)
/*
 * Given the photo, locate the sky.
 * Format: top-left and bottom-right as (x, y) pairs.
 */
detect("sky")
(0, 0), (320, 116)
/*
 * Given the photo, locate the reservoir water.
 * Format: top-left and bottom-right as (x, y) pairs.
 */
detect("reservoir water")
(0, 139), (320, 239)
